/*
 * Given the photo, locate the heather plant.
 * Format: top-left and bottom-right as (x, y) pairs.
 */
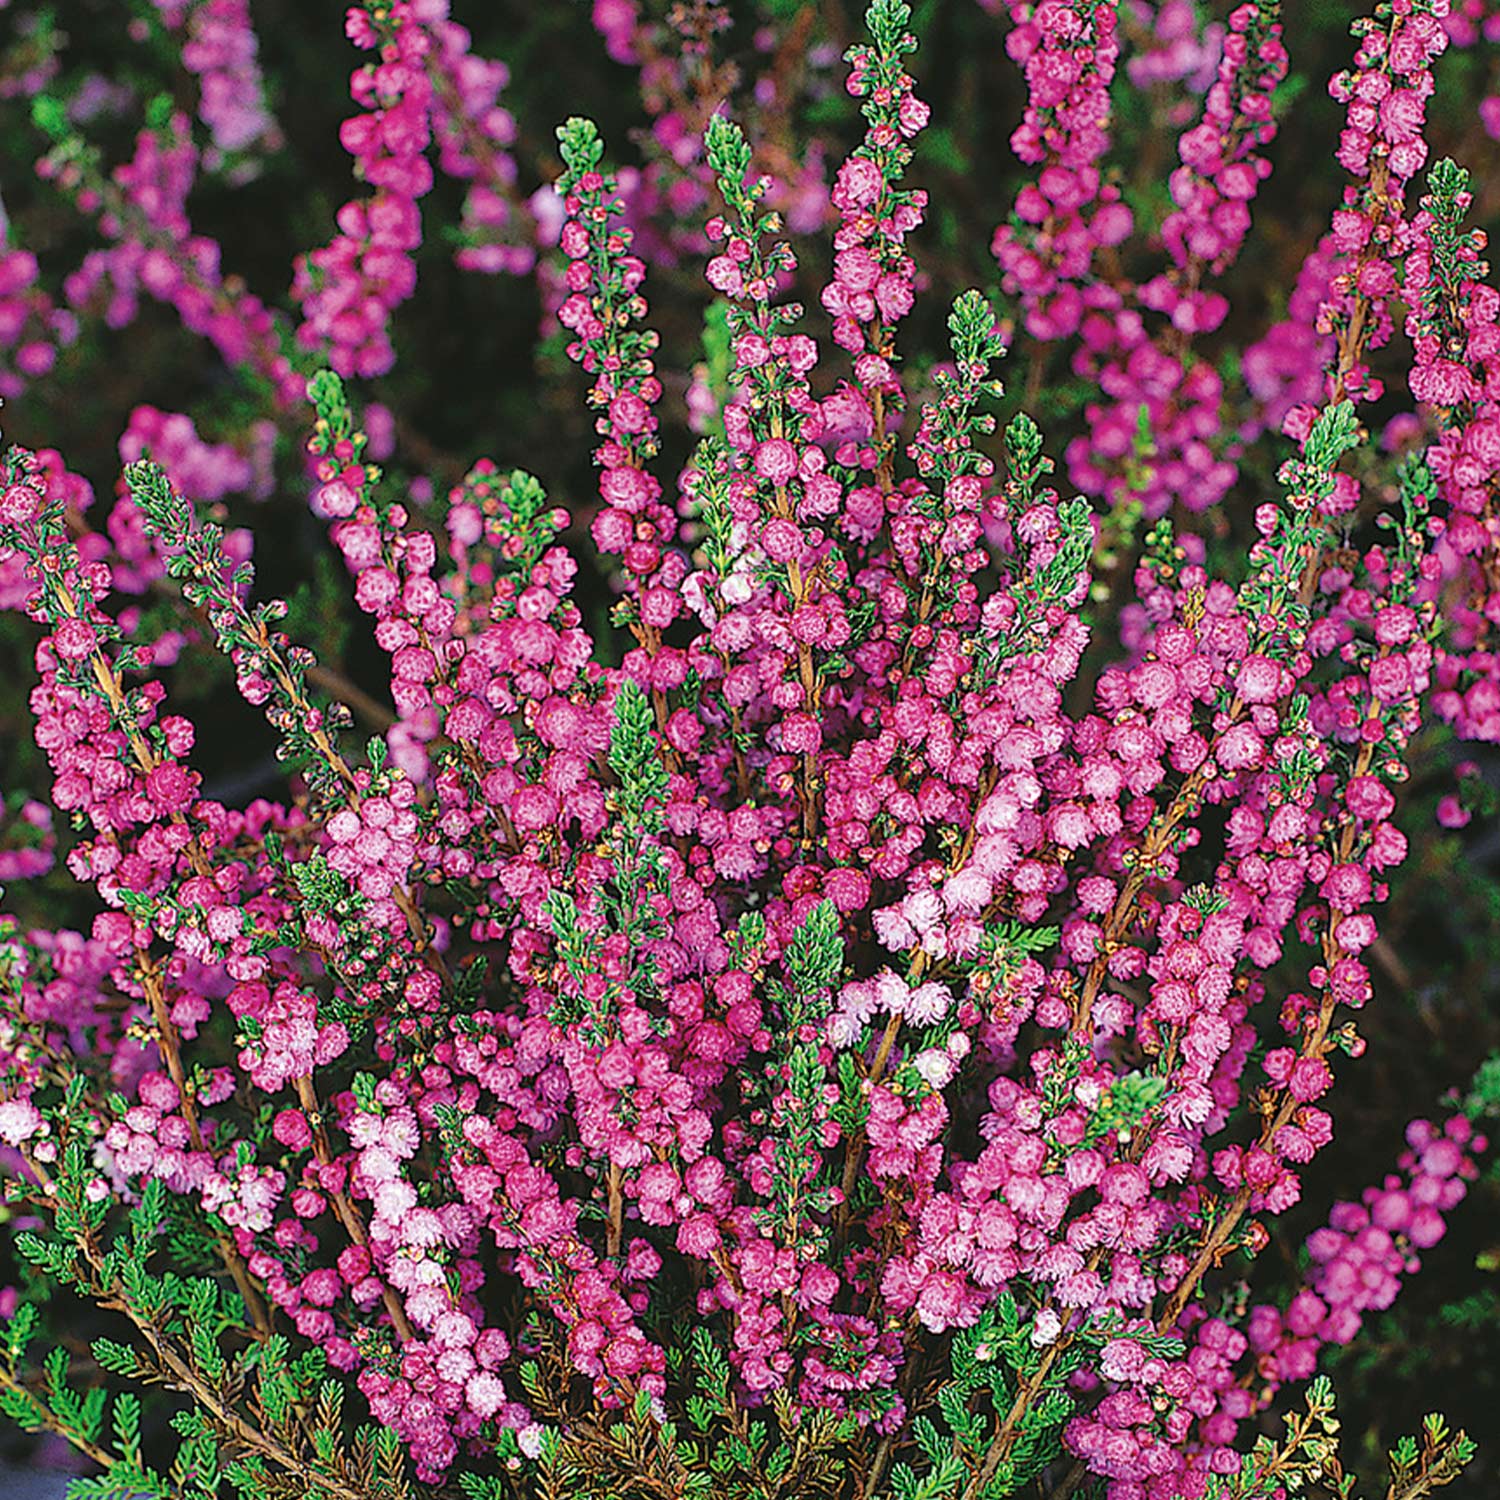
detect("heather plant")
(0, 0), (1497, 1498)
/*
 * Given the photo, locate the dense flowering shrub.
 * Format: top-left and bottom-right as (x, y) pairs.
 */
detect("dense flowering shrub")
(0, 0), (1497, 1498)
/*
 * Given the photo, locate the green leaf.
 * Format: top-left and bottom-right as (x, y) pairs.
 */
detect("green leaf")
(113, 1391), (142, 1462)
(1302, 400), (1360, 470)
(458, 1477), (508, 1500)
(0, 1386), (40, 1428)
(866, 0), (915, 53)
(705, 115), (753, 191)
(608, 677), (669, 826)
(556, 117), (606, 192)
(123, 461), (191, 538)
(130, 1177), (166, 1248)
(6, 1302), (39, 1363)
(30, 93), (69, 140)
(782, 899), (843, 1001)
(947, 290), (1005, 370)
(913, 1414), (946, 1466)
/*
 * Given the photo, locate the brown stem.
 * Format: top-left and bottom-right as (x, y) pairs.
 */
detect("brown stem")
(50, 595), (271, 1333)
(959, 1340), (1068, 1500)
(293, 1075), (416, 1346)
(125, 547), (398, 739)
(1160, 735), (1377, 1329)
(863, 1432), (897, 1500)
(976, 732), (1376, 1486)
(835, 1009), (904, 1233)
(122, 1304), (373, 1500)
(606, 1161), (624, 1259)
(249, 618), (452, 988)
(835, 779), (995, 1236)
(1047, 1457), (1090, 1500)
(860, 1320), (928, 1499)
(762, 399), (826, 843)
(0, 1364), (118, 1474)
(138, 951), (272, 1339)
(21, 1152), (377, 1500)
(1069, 753), (1216, 1039)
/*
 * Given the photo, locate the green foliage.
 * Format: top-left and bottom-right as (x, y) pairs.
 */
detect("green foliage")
(745, 901), (849, 1246)
(687, 436), (737, 582)
(608, 677), (669, 830)
(1206, 1376), (1474, 1500)
(457, 1476), (511, 1500)
(783, 898), (843, 1003)
(694, 300), (734, 439)
(1237, 401), (1367, 647)
(307, 370), (366, 463)
(1003, 412), (1049, 498)
(1415, 159), (1484, 359)
(914, 291), (1006, 490)
(948, 290), (1008, 379)
(1425, 156), (1469, 222)
(556, 116), (605, 192)
(1084, 1069), (1169, 1147)
(492, 469), (561, 578)
(705, 115), (753, 193)
(125, 457), (369, 808)
(892, 1300), (1187, 1499)
(1462, 1049), (1500, 1119)
(1302, 401), (1361, 472)
(968, 410), (1097, 673)
(866, 0), (916, 54)
(543, 682), (672, 1040)
(0, 1082), (415, 1500)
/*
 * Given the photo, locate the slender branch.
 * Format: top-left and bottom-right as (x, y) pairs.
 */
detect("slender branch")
(292, 1075), (416, 1345)
(137, 951), (273, 1340)
(0, 1363), (118, 1474)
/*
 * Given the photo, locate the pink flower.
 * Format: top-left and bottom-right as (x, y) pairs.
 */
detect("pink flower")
(0, 483), (40, 525)
(0, 1101), (44, 1146)
(52, 619), (98, 660)
(754, 439), (799, 486)
(832, 155), (883, 211)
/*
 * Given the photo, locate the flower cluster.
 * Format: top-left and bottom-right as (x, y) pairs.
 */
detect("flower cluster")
(0, 247), (76, 400)
(992, 0), (1132, 344)
(1246, 1114), (1485, 1392)
(295, 0), (535, 378)
(1068, 3), (1288, 517)
(150, 0), (282, 167)
(36, 106), (301, 410)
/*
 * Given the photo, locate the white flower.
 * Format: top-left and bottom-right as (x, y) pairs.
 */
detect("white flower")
(906, 982), (953, 1026)
(942, 867), (993, 915)
(874, 969), (908, 1016)
(913, 1049), (956, 1089)
(721, 569), (754, 606)
(841, 978), (880, 1026)
(0, 1099), (44, 1147)
(827, 1010), (863, 1049)
(873, 905), (915, 951)
(905, 888), (943, 933)
(1030, 1309), (1063, 1348)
